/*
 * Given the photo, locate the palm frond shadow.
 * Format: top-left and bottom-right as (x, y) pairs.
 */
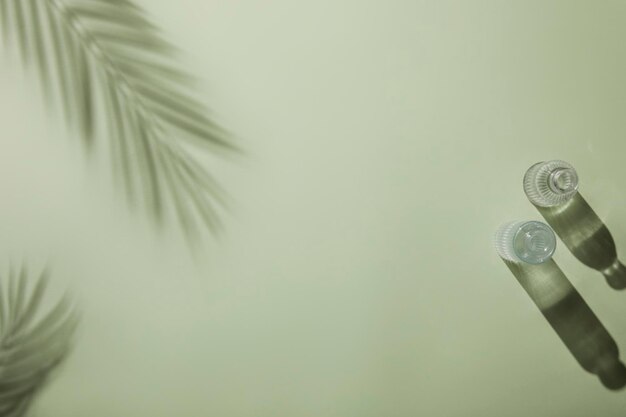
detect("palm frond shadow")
(0, 265), (78, 417)
(0, 0), (236, 243)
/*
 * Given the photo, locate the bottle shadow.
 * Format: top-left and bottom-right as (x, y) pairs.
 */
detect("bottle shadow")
(505, 259), (626, 390)
(534, 193), (626, 289)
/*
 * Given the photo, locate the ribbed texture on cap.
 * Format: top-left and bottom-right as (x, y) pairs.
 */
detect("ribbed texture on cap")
(494, 221), (525, 263)
(523, 160), (578, 207)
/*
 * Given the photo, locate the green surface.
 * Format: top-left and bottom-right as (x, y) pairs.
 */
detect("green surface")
(2, 0), (626, 415)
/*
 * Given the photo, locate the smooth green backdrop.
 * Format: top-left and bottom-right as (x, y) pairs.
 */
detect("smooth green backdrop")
(2, 0), (626, 415)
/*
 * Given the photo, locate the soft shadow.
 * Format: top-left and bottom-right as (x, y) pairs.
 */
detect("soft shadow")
(505, 259), (626, 390)
(535, 193), (626, 289)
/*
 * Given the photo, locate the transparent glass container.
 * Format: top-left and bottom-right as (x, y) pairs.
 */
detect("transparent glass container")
(495, 221), (557, 264)
(524, 160), (579, 207)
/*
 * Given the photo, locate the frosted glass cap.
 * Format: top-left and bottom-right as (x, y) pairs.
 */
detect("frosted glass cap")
(524, 160), (579, 207)
(495, 221), (557, 264)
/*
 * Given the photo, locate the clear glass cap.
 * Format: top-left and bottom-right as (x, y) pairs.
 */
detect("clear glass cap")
(524, 160), (579, 207)
(495, 221), (557, 264)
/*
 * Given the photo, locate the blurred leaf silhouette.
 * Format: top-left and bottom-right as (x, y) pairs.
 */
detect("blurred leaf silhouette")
(0, 265), (78, 417)
(0, 0), (235, 241)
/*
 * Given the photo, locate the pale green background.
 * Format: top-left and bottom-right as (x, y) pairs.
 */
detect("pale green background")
(2, 0), (626, 415)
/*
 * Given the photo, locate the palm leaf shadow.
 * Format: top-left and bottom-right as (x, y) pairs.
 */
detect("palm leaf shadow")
(0, 265), (78, 417)
(0, 0), (236, 242)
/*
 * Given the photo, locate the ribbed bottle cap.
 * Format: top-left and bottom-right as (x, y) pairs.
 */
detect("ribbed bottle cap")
(524, 160), (579, 207)
(495, 221), (556, 264)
